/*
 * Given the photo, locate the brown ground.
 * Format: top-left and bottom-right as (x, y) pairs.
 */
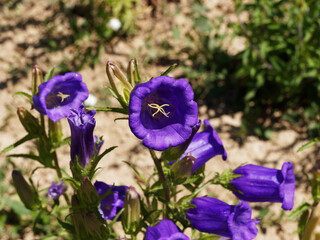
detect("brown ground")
(0, 0), (318, 239)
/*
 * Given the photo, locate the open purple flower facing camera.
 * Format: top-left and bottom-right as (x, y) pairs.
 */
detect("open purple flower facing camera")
(33, 72), (89, 122)
(94, 181), (128, 221)
(128, 76), (198, 151)
(187, 197), (259, 240)
(231, 162), (295, 210)
(145, 219), (189, 240)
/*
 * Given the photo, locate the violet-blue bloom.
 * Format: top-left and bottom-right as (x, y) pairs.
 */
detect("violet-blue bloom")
(48, 181), (66, 200)
(68, 105), (96, 168)
(230, 162), (295, 210)
(94, 181), (128, 220)
(187, 197), (259, 240)
(129, 76), (198, 151)
(33, 72), (88, 122)
(180, 119), (227, 173)
(145, 219), (190, 240)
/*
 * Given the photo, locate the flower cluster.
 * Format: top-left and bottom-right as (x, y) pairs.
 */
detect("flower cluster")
(7, 62), (296, 240)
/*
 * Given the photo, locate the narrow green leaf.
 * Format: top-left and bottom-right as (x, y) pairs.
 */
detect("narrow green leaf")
(44, 66), (55, 82)
(288, 202), (312, 220)
(8, 154), (40, 161)
(161, 64), (178, 76)
(14, 91), (33, 103)
(1, 134), (34, 153)
(87, 106), (128, 114)
(57, 217), (75, 232)
(50, 137), (71, 153)
(134, 58), (142, 83)
(123, 161), (147, 183)
(297, 138), (320, 152)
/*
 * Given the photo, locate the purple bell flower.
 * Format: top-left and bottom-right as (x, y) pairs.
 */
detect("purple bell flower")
(230, 162), (295, 210)
(180, 119), (227, 173)
(94, 181), (128, 220)
(145, 219), (190, 240)
(48, 181), (66, 200)
(187, 197), (259, 240)
(68, 105), (96, 168)
(129, 76), (198, 151)
(33, 72), (89, 122)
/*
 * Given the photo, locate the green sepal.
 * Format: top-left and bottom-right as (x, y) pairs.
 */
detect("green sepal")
(44, 66), (55, 82)
(1, 134), (35, 153)
(160, 64), (178, 76)
(14, 91), (33, 104)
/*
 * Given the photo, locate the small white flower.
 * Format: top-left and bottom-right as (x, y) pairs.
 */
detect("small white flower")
(84, 94), (97, 107)
(108, 18), (122, 31)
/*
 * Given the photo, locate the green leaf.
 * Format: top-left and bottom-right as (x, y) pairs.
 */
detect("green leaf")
(134, 58), (142, 83)
(123, 161), (146, 183)
(1, 134), (35, 153)
(288, 202), (312, 220)
(13, 91), (33, 103)
(87, 106), (128, 114)
(297, 138), (320, 152)
(161, 64), (178, 76)
(50, 137), (71, 153)
(3, 195), (30, 215)
(7, 154), (40, 161)
(44, 66), (55, 82)
(57, 218), (75, 232)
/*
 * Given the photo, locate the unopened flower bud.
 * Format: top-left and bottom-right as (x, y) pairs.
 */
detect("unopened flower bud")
(171, 153), (196, 184)
(70, 195), (86, 237)
(127, 59), (135, 86)
(49, 119), (63, 144)
(12, 170), (39, 210)
(312, 169), (320, 202)
(17, 107), (40, 135)
(83, 212), (109, 239)
(106, 61), (133, 106)
(78, 177), (100, 206)
(32, 64), (44, 96)
(122, 186), (141, 235)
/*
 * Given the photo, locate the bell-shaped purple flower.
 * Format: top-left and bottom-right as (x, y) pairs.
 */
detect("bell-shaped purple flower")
(94, 181), (128, 220)
(230, 162), (295, 210)
(129, 76), (198, 151)
(180, 119), (227, 173)
(33, 72), (89, 122)
(145, 219), (190, 240)
(68, 105), (96, 168)
(48, 181), (66, 200)
(187, 197), (259, 240)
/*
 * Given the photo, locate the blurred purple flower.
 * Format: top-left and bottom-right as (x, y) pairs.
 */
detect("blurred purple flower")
(128, 76), (198, 151)
(33, 72), (88, 122)
(145, 219), (189, 240)
(48, 181), (66, 200)
(94, 181), (128, 220)
(231, 162), (295, 210)
(180, 119), (227, 173)
(68, 105), (96, 168)
(187, 197), (259, 240)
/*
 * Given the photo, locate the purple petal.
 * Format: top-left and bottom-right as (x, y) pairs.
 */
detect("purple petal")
(146, 219), (189, 240)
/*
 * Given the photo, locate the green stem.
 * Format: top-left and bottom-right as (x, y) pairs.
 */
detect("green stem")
(149, 149), (170, 216)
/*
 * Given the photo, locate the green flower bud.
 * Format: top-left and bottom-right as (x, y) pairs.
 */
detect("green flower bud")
(127, 59), (135, 87)
(170, 153), (196, 184)
(122, 186), (141, 235)
(70, 195), (87, 237)
(106, 61), (133, 106)
(17, 107), (40, 135)
(12, 170), (40, 210)
(32, 64), (44, 96)
(78, 177), (100, 207)
(312, 169), (320, 202)
(83, 212), (109, 239)
(48, 119), (63, 144)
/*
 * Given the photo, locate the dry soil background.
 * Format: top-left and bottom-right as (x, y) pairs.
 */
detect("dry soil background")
(0, 1), (319, 240)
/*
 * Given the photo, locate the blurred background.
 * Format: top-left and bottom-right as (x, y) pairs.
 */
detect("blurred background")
(0, 0), (319, 239)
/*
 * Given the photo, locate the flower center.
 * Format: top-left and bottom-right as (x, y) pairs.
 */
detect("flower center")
(56, 92), (70, 102)
(148, 103), (170, 118)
